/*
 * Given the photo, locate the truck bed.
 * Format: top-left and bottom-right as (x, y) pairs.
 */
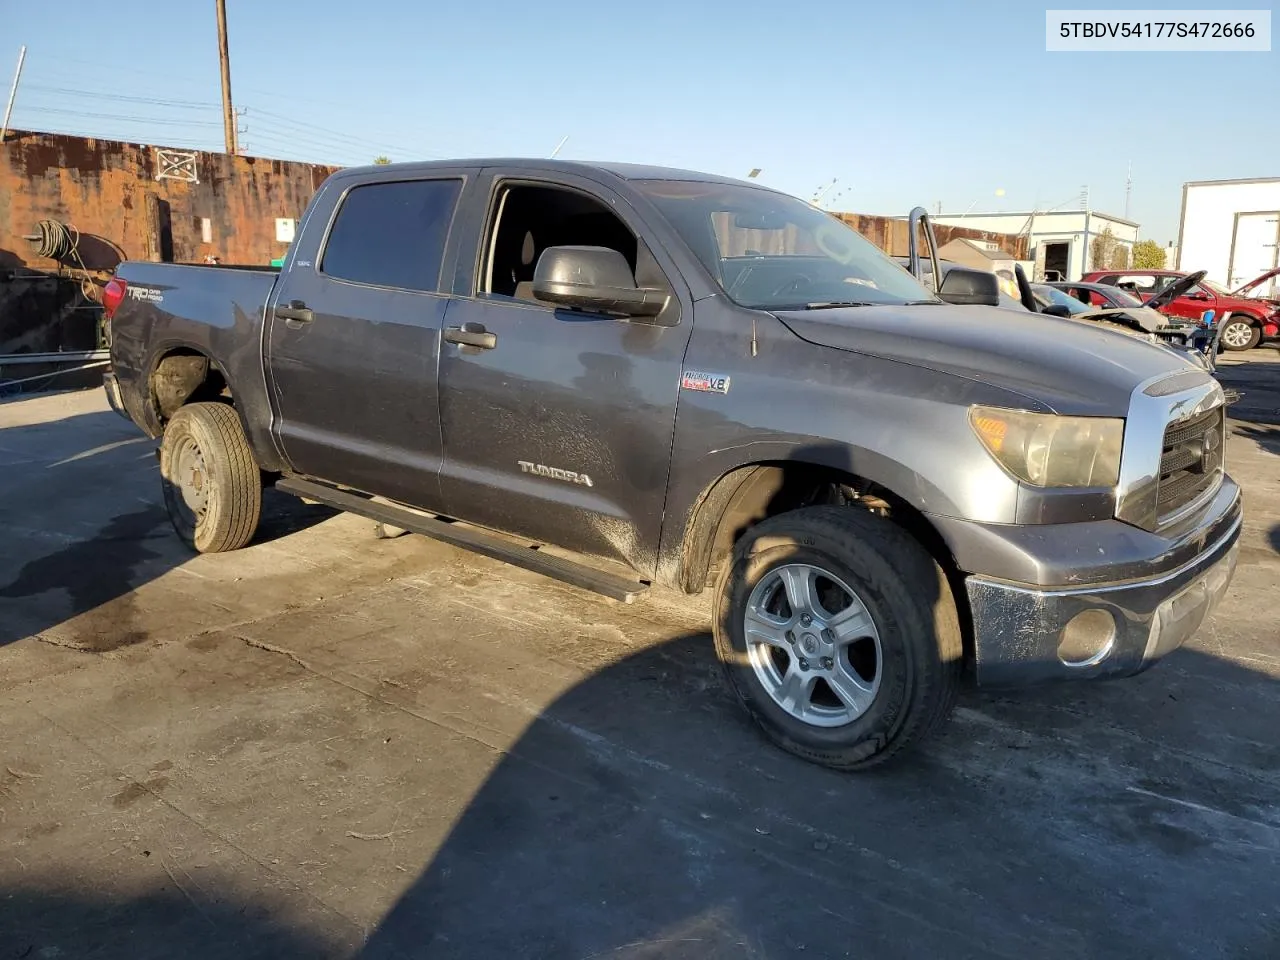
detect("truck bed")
(106, 260), (282, 465)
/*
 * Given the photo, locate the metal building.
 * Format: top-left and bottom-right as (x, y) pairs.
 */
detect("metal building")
(931, 210), (1138, 282)
(1176, 177), (1280, 296)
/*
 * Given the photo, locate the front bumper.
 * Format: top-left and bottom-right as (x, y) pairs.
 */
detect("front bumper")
(957, 485), (1242, 686)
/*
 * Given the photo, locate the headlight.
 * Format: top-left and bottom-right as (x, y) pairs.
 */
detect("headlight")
(969, 406), (1124, 488)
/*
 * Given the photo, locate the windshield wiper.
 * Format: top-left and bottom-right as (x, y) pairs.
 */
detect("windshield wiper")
(802, 300), (877, 309)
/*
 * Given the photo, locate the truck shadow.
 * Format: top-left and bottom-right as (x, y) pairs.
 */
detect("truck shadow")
(0, 403), (333, 650)
(352, 635), (1280, 960)
(4, 636), (1275, 960)
(0, 884), (343, 960)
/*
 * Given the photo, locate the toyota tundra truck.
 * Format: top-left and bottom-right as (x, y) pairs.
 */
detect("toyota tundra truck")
(99, 159), (1242, 769)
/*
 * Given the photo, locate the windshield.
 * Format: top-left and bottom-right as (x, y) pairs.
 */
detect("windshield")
(1033, 284), (1093, 315)
(1095, 285), (1143, 307)
(634, 180), (936, 309)
(1200, 278), (1231, 296)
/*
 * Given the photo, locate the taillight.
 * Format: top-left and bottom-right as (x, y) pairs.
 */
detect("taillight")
(102, 277), (127, 318)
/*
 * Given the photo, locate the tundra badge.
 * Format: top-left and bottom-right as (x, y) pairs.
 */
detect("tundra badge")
(517, 461), (594, 487)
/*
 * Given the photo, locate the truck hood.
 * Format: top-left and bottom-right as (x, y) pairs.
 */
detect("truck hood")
(772, 303), (1203, 417)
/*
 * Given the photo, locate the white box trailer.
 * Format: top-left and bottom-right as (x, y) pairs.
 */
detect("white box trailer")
(1176, 178), (1280, 296)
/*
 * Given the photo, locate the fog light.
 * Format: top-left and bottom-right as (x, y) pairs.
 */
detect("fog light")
(1058, 609), (1117, 667)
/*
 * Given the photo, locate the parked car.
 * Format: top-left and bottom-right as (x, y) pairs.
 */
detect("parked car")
(902, 260), (1221, 372)
(1083, 268), (1280, 351)
(1041, 278), (1221, 370)
(99, 160), (1241, 770)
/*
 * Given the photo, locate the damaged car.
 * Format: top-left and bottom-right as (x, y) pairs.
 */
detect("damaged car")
(1035, 273), (1222, 371)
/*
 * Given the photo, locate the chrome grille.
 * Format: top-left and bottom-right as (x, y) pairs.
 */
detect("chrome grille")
(1156, 407), (1224, 522)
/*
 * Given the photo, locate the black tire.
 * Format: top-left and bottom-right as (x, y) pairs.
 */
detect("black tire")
(1220, 315), (1260, 352)
(159, 402), (262, 553)
(713, 505), (962, 770)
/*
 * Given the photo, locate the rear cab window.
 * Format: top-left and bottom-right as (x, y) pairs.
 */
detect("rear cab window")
(321, 179), (463, 292)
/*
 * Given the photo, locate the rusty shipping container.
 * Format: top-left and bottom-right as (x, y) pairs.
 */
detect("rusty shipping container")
(0, 129), (337, 356)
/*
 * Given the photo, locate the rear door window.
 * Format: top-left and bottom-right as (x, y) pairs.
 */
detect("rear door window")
(321, 179), (463, 292)
(1111, 273), (1160, 297)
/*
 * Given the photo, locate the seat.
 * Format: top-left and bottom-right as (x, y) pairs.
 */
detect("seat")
(511, 231), (541, 303)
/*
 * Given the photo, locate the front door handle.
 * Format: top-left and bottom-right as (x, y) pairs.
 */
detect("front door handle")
(276, 300), (314, 325)
(443, 323), (497, 349)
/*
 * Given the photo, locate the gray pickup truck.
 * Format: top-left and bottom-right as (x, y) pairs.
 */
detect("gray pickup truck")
(101, 159), (1242, 769)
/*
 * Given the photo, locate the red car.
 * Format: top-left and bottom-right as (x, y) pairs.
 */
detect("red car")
(1082, 268), (1280, 351)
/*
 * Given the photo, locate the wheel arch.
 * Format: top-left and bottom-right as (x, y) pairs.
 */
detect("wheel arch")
(147, 342), (235, 426)
(142, 341), (286, 473)
(672, 455), (964, 603)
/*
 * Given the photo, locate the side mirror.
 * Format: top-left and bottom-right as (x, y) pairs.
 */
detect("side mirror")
(937, 266), (1000, 306)
(1041, 303), (1074, 318)
(532, 246), (668, 318)
(1188, 292), (1209, 301)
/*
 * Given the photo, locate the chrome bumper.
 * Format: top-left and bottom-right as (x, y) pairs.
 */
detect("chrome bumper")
(966, 511), (1241, 686)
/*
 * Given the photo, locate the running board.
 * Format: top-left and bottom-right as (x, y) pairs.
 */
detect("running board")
(274, 477), (650, 603)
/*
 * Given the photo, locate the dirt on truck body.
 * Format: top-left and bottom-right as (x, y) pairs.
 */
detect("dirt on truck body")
(101, 158), (1241, 768)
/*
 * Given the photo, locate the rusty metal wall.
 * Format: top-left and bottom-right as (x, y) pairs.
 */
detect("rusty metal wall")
(0, 129), (337, 355)
(711, 210), (1028, 262)
(836, 213), (1029, 260)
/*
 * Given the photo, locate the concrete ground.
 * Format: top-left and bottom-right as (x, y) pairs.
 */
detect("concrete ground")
(1, 352), (1278, 960)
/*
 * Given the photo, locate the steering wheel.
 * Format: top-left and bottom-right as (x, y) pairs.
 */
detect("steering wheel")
(771, 274), (813, 298)
(1015, 263), (1038, 312)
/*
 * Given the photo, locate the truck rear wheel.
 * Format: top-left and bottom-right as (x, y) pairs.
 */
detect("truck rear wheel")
(1220, 315), (1260, 351)
(713, 505), (962, 769)
(159, 402), (262, 553)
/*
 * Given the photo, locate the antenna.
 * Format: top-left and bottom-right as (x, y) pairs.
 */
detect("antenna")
(811, 178), (838, 205)
(549, 135), (569, 159)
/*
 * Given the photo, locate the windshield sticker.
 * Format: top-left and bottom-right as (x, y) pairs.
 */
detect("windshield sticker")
(682, 371), (731, 395)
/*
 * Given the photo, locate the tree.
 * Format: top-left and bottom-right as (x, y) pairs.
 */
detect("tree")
(1090, 226), (1116, 270)
(1088, 226), (1131, 270)
(373, 155), (391, 165)
(1132, 239), (1167, 270)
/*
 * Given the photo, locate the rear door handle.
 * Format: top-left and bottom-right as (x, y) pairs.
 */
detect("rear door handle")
(443, 323), (497, 349)
(276, 299), (314, 325)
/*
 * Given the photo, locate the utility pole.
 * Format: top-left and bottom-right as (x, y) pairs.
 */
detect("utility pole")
(1, 45), (27, 145)
(1124, 160), (1132, 220)
(216, 0), (237, 154)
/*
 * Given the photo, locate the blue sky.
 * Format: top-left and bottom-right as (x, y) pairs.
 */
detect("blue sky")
(5, 0), (1276, 243)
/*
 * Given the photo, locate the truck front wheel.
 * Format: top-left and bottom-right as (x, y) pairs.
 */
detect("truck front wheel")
(713, 505), (962, 769)
(159, 402), (262, 553)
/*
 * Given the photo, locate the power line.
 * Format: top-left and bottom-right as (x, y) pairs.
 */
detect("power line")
(22, 83), (222, 110)
(14, 103), (222, 127)
(15, 79), (442, 162)
(243, 106), (442, 159)
(7, 122), (214, 150)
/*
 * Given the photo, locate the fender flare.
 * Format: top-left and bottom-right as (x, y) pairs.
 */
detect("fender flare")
(664, 443), (947, 593)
